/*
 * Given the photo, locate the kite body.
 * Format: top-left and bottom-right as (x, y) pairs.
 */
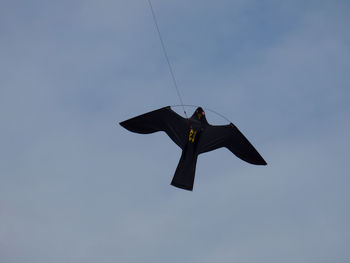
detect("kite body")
(120, 106), (266, 191)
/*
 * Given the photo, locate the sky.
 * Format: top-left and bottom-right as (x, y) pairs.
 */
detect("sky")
(1, 0), (350, 262)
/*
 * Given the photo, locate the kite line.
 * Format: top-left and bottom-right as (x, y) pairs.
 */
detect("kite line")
(171, 104), (232, 124)
(147, 0), (188, 118)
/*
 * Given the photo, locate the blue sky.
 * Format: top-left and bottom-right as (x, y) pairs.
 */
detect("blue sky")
(1, 0), (349, 262)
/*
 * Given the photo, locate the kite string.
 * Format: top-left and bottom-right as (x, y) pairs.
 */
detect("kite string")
(147, 0), (188, 118)
(171, 104), (232, 124)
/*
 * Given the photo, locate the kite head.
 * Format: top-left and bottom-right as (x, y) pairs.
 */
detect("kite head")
(191, 107), (208, 125)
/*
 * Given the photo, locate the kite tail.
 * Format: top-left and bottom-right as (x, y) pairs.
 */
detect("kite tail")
(171, 153), (198, 191)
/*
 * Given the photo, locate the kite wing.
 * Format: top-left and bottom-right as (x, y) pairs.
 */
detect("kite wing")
(198, 123), (267, 165)
(120, 106), (189, 149)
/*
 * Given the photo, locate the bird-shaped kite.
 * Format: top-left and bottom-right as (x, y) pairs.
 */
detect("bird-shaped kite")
(120, 106), (266, 191)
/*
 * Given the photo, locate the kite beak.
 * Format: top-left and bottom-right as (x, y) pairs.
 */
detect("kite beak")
(197, 111), (205, 120)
